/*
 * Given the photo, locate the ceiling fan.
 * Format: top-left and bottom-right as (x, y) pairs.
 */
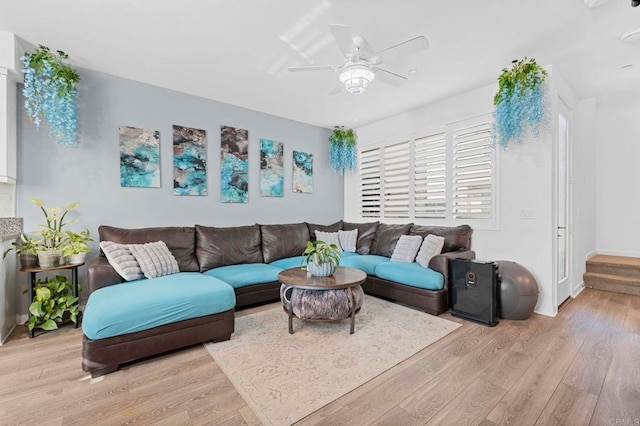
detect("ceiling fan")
(287, 24), (429, 95)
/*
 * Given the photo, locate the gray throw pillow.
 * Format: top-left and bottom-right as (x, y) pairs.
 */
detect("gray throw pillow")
(129, 241), (179, 279)
(99, 241), (145, 281)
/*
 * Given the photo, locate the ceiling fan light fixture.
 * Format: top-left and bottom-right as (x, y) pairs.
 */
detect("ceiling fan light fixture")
(339, 65), (375, 94)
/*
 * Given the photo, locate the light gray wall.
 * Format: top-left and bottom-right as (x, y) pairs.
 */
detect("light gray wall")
(15, 68), (343, 303)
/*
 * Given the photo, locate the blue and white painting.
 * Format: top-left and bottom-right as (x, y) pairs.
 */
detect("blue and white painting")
(293, 150), (313, 193)
(173, 125), (207, 196)
(260, 139), (284, 197)
(119, 125), (161, 188)
(221, 125), (249, 203)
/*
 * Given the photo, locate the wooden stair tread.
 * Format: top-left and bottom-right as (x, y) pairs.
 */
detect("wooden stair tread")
(584, 272), (640, 285)
(587, 255), (640, 269)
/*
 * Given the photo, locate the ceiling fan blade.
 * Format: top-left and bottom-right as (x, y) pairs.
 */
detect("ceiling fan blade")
(377, 36), (430, 62)
(288, 65), (341, 72)
(328, 81), (343, 95)
(329, 24), (357, 57)
(373, 67), (408, 87)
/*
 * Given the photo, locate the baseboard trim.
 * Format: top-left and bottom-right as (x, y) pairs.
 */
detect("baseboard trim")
(572, 281), (585, 298)
(16, 314), (27, 325)
(0, 324), (16, 346)
(596, 249), (640, 258)
(586, 250), (597, 260)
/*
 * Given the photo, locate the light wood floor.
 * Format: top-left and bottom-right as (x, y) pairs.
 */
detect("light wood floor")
(1, 288), (638, 425)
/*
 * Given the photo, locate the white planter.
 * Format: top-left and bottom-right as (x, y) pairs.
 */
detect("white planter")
(307, 261), (336, 277)
(67, 253), (86, 265)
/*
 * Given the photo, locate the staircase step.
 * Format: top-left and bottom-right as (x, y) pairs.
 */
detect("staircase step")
(583, 272), (640, 296)
(586, 255), (640, 279)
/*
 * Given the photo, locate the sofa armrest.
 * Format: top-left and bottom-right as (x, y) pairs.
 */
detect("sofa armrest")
(87, 256), (124, 295)
(428, 250), (476, 291)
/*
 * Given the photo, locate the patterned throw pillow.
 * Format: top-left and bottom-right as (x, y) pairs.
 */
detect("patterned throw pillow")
(338, 229), (358, 253)
(415, 234), (446, 268)
(390, 235), (423, 263)
(314, 231), (342, 251)
(129, 241), (180, 279)
(99, 241), (145, 281)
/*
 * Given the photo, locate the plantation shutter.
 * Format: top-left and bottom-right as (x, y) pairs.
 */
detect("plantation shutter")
(451, 121), (494, 219)
(383, 141), (410, 218)
(414, 132), (447, 218)
(360, 147), (381, 218)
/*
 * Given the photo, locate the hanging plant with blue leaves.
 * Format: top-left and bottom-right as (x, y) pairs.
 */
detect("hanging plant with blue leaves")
(329, 126), (358, 175)
(21, 45), (80, 147)
(493, 58), (549, 148)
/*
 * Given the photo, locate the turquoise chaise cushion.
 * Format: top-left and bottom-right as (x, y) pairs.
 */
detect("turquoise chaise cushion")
(203, 263), (282, 288)
(339, 254), (390, 275)
(374, 262), (444, 290)
(82, 272), (235, 340)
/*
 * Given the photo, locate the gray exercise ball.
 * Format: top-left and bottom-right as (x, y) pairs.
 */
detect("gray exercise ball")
(495, 260), (539, 320)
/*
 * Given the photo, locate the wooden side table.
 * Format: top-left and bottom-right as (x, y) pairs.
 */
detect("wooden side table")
(278, 266), (367, 334)
(20, 262), (84, 338)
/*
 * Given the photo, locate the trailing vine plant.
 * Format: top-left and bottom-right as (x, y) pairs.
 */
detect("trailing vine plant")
(329, 126), (358, 174)
(492, 57), (549, 148)
(21, 45), (80, 147)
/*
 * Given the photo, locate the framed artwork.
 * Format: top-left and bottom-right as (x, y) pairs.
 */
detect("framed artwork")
(220, 125), (249, 203)
(260, 139), (284, 197)
(119, 125), (160, 188)
(173, 125), (207, 196)
(293, 151), (313, 193)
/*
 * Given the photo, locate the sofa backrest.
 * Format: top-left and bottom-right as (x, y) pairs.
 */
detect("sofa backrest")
(98, 225), (199, 272)
(306, 220), (343, 241)
(409, 224), (473, 252)
(342, 221), (379, 255)
(260, 223), (310, 263)
(370, 223), (413, 258)
(195, 224), (263, 271)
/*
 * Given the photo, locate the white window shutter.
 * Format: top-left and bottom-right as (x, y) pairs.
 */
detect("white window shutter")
(360, 147), (381, 218)
(384, 141), (410, 218)
(414, 132), (447, 218)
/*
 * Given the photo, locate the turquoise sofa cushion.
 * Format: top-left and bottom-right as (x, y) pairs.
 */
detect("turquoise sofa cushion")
(339, 254), (390, 276)
(203, 263), (282, 288)
(374, 262), (444, 290)
(270, 256), (307, 270)
(82, 272), (235, 340)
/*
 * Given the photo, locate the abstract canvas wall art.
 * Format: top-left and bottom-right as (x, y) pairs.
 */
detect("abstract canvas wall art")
(293, 150), (313, 193)
(173, 125), (207, 196)
(119, 125), (161, 188)
(260, 139), (284, 197)
(221, 125), (249, 203)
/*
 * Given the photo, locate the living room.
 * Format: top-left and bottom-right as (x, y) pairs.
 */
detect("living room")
(0, 1), (639, 425)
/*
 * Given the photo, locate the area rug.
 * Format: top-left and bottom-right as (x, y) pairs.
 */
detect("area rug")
(204, 295), (461, 426)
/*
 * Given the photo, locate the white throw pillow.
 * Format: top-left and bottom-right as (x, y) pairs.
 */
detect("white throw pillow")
(129, 241), (179, 279)
(338, 229), (358, 253)
(390, 235), (423, 263)
(99, 241), (145, 281)
(315, 230), (342, 251)
(416, 234), (446, 267)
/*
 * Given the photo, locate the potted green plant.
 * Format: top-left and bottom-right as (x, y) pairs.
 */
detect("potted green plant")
(25, 275), (79, 332)
(62, 228), (93, 264)
(30, 197), (79, 268)
(2, 233), (40, 268)
(302, 240), (341, 276)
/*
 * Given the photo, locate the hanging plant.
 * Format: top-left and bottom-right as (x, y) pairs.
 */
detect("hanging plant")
(21, 45), (80, 147)
(492, 57), (549, 148)
(329, 126), (358, 175)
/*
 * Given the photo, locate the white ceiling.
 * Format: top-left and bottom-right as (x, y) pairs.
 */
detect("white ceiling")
(1, 0), (639, 129)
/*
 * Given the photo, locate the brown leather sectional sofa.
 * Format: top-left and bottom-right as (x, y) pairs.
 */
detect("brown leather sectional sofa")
(83, 221), (474, 376)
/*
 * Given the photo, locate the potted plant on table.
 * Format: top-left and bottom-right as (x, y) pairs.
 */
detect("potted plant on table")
(26, 275), (79, 332)
(2, 233), (41, 269)
(302, 240), (341, 277)
(62, 228), (93, 264)
(30, 197), (79, 268)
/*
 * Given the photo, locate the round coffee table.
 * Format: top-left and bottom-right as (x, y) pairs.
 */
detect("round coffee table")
(278, 266), (366, 334)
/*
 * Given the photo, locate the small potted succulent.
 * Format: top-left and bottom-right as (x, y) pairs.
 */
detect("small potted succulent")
(302, 240), (341, 277)
(3, 233), (40, 269)
(62, 228), (93, 264)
